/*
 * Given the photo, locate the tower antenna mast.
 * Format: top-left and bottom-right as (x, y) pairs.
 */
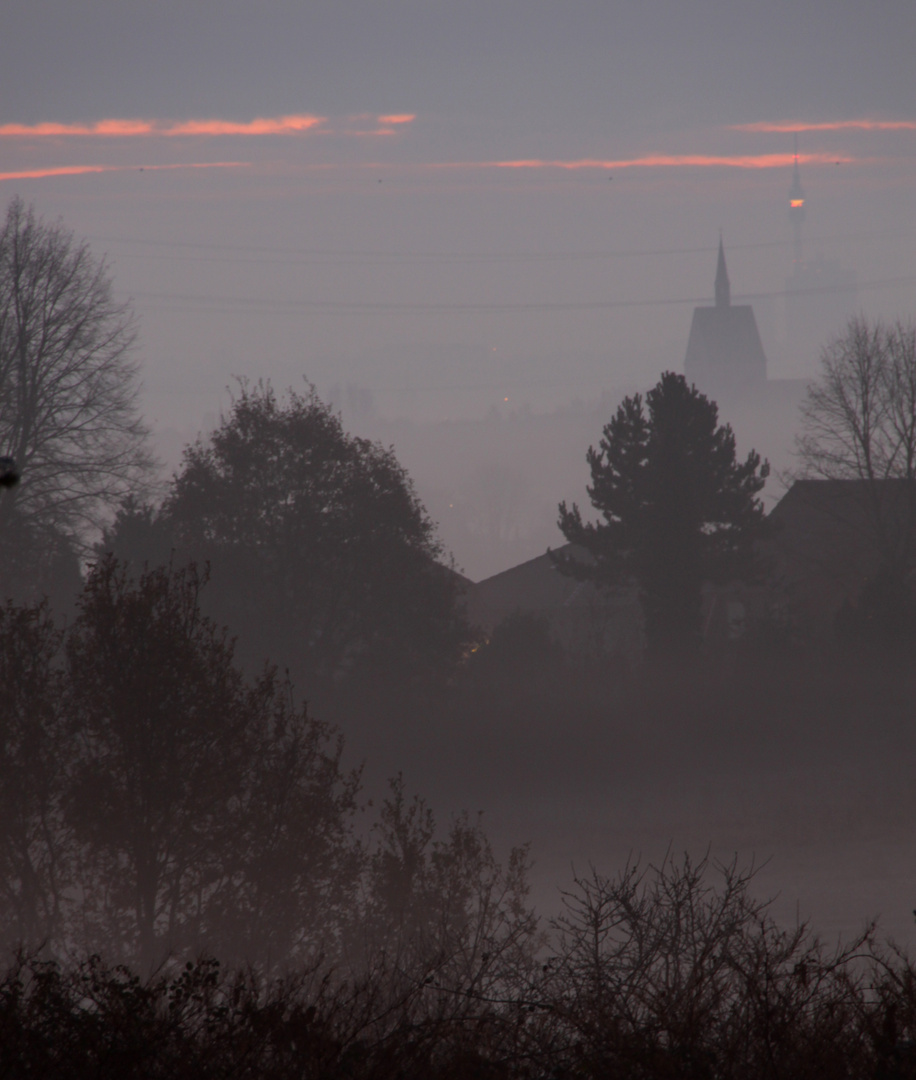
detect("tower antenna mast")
(788, 133), (806, 268)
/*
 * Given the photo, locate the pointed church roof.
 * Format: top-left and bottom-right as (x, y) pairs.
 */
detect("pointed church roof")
(684, 240), (767, 395)
(715, 236), (730, 308)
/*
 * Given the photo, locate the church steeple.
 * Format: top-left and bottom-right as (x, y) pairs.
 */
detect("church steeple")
(685, 234), (768, 393)
(714, 236), (730, 308)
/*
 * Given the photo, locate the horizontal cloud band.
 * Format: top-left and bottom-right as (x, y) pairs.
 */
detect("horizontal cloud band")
(486, 152), (851, 170)
(0, 114), (417, 139)
(0, 162), (249, 182)
(0, 115), (332, 138)
(733, 119), (916, 133)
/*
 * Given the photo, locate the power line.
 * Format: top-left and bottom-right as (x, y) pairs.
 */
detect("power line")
(90, 228), (913, 267)
(130, 274), (915, 317)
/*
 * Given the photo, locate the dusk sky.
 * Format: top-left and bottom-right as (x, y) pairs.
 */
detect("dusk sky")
(2, 0), (914, 489)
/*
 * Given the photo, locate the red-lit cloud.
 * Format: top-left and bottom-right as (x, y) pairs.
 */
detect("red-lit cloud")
(733, 119), (916, 133)
(0, 116), (325, 138)
(485, 152), (851, 170)
(0, 113), (417, 139)
(0, 162), (249, 181)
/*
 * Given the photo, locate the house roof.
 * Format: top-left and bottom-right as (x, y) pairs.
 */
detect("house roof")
(764, 479), (916, 633)
(769, 477), (915, 562)
(465, 543), (642, 654)
(465, 543), (599, 631)
(462, 480), (916, 648)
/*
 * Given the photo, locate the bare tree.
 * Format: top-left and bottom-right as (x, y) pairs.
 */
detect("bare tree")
(0, 197), (153, 544)
(795, 316), (916, 577)
(797, 318), (916, 485)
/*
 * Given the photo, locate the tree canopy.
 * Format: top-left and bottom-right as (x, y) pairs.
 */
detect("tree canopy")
(558, 372), (768, 654)
(0, 557), (361, 968)
(107, 381), (469, 695)
(0, 558), (531, 972)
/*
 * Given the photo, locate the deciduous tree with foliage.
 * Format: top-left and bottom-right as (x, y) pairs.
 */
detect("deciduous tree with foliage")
(109, 381), (469, 696)
(65, 555), (359, 968)
(558, 372), (768, 655)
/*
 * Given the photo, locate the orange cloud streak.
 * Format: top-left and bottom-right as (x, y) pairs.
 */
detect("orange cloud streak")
(377, 114), (415, 125)
(0, 162), (250, 181)
(489, 152), (851, 170)
(0, 115), (326, 138)
(733, 119), (916, 133)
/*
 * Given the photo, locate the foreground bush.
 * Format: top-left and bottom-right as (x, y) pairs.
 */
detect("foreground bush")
(2, 858), (915, 1079)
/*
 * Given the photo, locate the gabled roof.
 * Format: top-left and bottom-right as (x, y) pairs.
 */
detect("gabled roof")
(768, 479), (916, 582)
(764, 479), (916, 635)
(465, 543), (641, 654)
(466, 544), (599, 630)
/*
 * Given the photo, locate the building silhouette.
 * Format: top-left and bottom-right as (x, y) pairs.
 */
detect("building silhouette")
(684, 239), (768, 396)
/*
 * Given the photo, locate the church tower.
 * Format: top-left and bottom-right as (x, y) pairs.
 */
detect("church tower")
(684, 241), (768, 397)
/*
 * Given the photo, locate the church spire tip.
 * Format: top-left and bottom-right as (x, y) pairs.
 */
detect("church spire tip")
(715, 236), (730, 308)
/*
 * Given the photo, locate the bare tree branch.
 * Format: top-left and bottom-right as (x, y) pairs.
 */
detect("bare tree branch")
(0, 197), (154, 545)
(794, 316), (916, 579)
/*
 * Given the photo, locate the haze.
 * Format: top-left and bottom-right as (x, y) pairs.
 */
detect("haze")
(3, 0), (915, 955)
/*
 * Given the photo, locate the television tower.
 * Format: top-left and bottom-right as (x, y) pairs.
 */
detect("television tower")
(788, 134), (806, 267)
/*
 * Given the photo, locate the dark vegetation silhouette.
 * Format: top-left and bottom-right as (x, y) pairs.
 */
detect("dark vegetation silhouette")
(795, 316), (916, 644)
(4, 857), (916, 1079)
(0, 198), (152, 608)
(0, 561), (360, 969)
(557, 372), (769, 656)
(3, 202), (916, 1074)
(103, 381), (470, 721)
(0, 560), (534, 976)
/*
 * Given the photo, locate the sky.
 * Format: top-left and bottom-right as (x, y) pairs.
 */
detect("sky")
(1, 0), (915, 570)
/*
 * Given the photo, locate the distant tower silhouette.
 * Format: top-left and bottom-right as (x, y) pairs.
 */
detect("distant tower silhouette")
(788, 136), (806, 267)
(684, 239), (767, 396)
(715, 233), (731, 307)
(784, 141), (857, 366)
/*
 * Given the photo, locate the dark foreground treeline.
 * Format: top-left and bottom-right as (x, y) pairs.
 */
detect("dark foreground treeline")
(3, 857), (916, 1080)
(5, 547), (916, 972)
(5, 561), (916, 1080)
(0, 554), (533, 972)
